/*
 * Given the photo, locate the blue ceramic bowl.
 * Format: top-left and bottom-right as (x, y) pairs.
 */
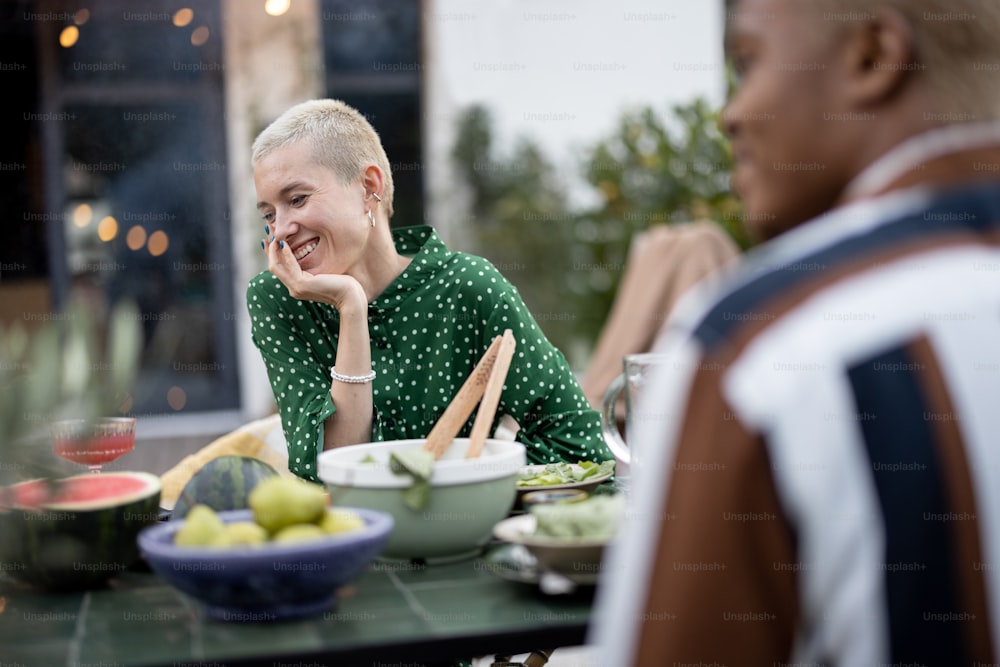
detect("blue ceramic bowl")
(137, 507), (393, 621)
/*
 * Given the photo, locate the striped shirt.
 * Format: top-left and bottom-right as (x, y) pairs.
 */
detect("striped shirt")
(592, 148), (1000, 666)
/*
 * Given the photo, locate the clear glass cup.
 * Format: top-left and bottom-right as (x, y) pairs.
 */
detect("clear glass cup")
(600, 353), (672, 492)
(51, 417), (136, 473)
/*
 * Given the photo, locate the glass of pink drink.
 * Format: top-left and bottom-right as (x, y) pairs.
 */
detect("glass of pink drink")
(51, 417), (136, 473)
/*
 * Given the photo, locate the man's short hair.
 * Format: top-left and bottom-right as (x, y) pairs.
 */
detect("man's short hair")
(808, 0), (1000, 120)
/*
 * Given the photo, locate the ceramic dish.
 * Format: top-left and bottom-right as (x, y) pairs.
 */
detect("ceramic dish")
(317, 438), (525, 563)
(520, 488), (589, 510)
(138, 508), (393, 621)
(513, 464), (614, 511)
(481, 543), (599, 588)
(515, 464), (614, 494)
(491, 514), (609, 584)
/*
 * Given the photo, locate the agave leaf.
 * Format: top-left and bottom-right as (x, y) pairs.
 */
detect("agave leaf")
(61, 324), (92, 398)
(24, 326), (62, 423)
(3, 323), (28, 365)
(106, 300), (142, 400)
(0, 296), (145, 487)
(0, 376), (25, 452)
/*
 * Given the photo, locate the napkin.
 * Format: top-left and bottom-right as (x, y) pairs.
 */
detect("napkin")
(159, 414), (291, 509)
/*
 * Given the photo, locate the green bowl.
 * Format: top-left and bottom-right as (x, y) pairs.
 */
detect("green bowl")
(317, 439), (525, 563)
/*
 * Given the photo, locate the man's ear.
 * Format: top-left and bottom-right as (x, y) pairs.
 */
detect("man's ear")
(841, 8), (916, 107)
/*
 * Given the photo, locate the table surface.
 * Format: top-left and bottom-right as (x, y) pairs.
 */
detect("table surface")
(0, 546), (595, 667)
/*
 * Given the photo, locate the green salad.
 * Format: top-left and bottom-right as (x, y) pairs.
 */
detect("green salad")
(516, 460), (615, 488)
(531, 494), (624, 540)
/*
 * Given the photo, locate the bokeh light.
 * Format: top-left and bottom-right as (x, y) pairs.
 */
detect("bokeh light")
(97, 216), (118, 242)
(264, 0), (291, 16)
(126, 225), (147, 251)
(191, 25), (210, 46)
(147, 230), (169, 256)
(167, 386), (187, 411)
(59, 26), (79, 48)
(173, 8), (194, 27)
(73, 9), (90, 25)
(72, 203), (93, 228)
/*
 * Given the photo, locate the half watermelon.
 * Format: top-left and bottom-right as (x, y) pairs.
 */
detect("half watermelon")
(0, 471), (161, 590)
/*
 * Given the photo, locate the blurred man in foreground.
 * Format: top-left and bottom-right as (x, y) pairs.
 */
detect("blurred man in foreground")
(592, 0), (1000, 664)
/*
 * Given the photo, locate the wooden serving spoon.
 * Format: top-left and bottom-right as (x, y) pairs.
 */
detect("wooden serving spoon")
(389, 330), (517, 509)
(423, 328), (516, 460)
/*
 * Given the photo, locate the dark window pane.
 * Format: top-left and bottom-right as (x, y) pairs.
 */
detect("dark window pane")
(321, 0), (424, 229)
(320, 0), (420, 73)
(32, 0), (237, 415)
(0, 2), (44, 281)
(334, 92), (425, 228)
(57, 8), (222, 83)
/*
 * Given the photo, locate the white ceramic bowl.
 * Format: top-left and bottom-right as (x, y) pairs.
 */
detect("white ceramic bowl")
(492, 514), (610, 584)
(317, 438), (526, 563)
(513, 463), (615, 510)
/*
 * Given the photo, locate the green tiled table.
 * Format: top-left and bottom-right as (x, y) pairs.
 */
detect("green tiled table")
(0, 549), (595, 667)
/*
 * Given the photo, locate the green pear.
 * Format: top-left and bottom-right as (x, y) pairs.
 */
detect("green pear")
(224, 521), (268, 546)
(174, 505), (230, 547)
(272, 523), (326, 543)
(248, 476), (327, 534)
(319, 509), (366, 535)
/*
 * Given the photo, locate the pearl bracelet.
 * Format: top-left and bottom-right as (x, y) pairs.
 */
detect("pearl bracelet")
(330, 367), (377, 384)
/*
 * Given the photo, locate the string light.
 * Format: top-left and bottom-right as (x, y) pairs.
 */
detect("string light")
(59, 25), (79, 48)
(147, 230), (169, 256)
(126, 225), (147, 251)
(167, 386), (187, 411)
(97, 216), (118, 242)
(173, 8), (194, 27)
(264, 0), (290, 17)
(73, 203), (93, 228)
(191, 25), (210, 46)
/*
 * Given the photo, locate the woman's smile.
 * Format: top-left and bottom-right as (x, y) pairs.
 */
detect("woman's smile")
(293, 238), (320, 262)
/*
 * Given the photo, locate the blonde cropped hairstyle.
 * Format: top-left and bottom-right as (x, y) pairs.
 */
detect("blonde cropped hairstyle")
(811, 0), (1000, 120)
(251, 99), (396, 217)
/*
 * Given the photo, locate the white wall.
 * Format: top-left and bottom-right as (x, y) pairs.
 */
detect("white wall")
(423, 0), (727, 240)
(224, 0), (325, 423)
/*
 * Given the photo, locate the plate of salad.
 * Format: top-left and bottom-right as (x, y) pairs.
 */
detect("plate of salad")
(515, 460), (616, 498)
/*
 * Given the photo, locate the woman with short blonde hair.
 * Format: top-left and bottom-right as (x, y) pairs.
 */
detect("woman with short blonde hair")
(247, 98), (611, 482)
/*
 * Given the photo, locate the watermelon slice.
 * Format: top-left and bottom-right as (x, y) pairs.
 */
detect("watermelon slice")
(0, 471), (161, 591)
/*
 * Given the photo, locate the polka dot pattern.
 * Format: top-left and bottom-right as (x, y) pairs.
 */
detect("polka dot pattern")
(247, 225), (611, 482)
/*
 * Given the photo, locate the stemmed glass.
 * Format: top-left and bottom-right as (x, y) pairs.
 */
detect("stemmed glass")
(51, 417), (136, 474)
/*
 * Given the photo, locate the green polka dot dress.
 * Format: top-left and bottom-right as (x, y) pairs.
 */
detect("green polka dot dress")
(247, 225), (612, 482)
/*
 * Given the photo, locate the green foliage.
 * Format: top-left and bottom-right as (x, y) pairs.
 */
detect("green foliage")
(451, 106), (584, 359)
(451, 98), (748, 364)
(581, 99), (749, 247)
(0, 298), (143, 485)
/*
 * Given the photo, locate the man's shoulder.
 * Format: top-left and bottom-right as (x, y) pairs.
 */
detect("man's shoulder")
(689, 182), (1000, 352)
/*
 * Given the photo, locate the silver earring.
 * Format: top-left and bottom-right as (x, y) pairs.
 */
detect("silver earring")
(367, 210), (375, 227)
(372, 193), (382, 202)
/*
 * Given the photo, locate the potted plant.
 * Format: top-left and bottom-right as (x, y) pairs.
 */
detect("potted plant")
(0, 297), (143, 486)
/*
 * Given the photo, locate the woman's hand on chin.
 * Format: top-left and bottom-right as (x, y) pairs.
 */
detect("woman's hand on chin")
(266, 239), (367, 314)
